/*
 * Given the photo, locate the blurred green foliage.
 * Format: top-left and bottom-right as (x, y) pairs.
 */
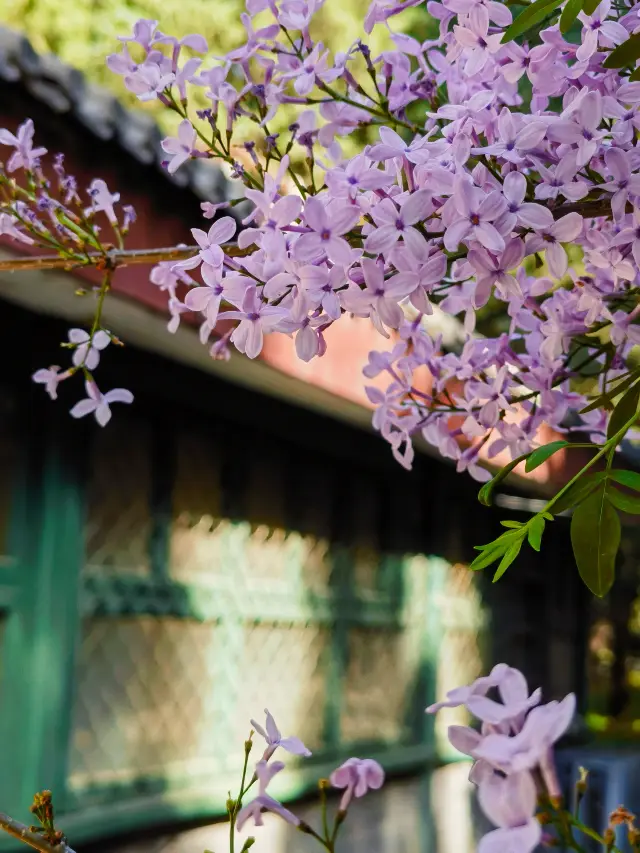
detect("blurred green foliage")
(2, 0), (424, 121)
(1, 0), (436, 167)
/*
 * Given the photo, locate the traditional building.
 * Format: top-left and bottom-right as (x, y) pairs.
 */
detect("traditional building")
(0, 25), (622, 853)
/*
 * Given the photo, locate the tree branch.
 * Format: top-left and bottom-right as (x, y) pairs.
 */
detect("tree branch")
(0, 196), (615, 275)
(552, 199), (612, 219)
(0, 243), (249, 273)
(0, 814), (76, 853)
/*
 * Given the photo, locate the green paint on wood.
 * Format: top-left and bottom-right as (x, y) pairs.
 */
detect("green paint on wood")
(0, 400), (484, 850)
(0, 416), (85, 830)
(421, 557), (447, 753)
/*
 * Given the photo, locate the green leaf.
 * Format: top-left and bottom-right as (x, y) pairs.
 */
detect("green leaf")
(609, 469), (640, 491)
(501, 0), (563, 42)
(570, 487), (620, 597)
(567, 340), (607, 377)
(579, 396), (614, 414)
(469, 540), (510, 571)
(470, 528), (522, 567)
(578, 370), (640, 414)
(606, 371), (640, 397)
(478, 454), (529, 507)
(630, 66), (640, 82)
(606, 381), (640, 441)
(607, 487), (640, 514)
(603, 33), (640, 69)
(527, 516), (546, 551)
(560, 0), (583, 33)
(525, 440), (570, 473)
(551, 472), (606, 514)
(493, 539), (523, 582)
(501, 520), (523, 528)
(582, 0), (600, 13)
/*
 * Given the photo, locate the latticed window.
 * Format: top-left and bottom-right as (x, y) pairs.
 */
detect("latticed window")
(84, 415), (153, 576)
(62, 404), (486, 819)
(433, 564), (486, 756)
(0, 356), (459, 852)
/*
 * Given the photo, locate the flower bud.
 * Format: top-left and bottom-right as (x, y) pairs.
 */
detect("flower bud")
(576, 767), (588, 796)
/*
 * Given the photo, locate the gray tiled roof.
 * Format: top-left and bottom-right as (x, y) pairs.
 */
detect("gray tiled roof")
(0, 26), (239, 205)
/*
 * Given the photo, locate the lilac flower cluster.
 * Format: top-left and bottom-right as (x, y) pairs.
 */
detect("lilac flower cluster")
(0, 681), (632, 853)
(97, 0), (640, 472)
(235, 708), (384, 840)
(0, 125), (135, 420)
(2, 0), (640, 491)
(427, 664), (576, 853)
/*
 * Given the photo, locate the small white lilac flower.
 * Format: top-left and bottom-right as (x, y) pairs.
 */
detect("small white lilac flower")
(70, 381), (134, 427)
(0, 119), (47, 172)
(0, 212), (34, 244)
(85, 179), (120, 224)
(161, 120), (197, 174)
(330, 758), (385, 812)
(250, 709), (312, 759)
(236, 760), (300, 831)
(32, 366), (72, 400)
(191, 216), (237, 267)
(68, 329), (111, 371)
(201, 201), (230, 219)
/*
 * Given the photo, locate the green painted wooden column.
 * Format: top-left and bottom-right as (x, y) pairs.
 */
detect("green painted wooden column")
(423, 557), (447, 755)
(417, 557), (447, 853)
(0, 415), (85, 833)
(0, 394), (30, 830)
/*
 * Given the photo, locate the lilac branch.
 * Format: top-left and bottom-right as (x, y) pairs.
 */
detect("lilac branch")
(0, 814), (76, 853)
(0, 243), (250, 273)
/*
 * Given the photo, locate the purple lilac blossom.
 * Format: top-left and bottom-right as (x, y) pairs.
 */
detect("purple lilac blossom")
(236, 760), (301, 831)
(5, 0), (640, 453)
(330, 758), (385, 812)
(429, 665), (574, 851)
(250, 709), (312, 759)
(69, 381), (134, 427)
